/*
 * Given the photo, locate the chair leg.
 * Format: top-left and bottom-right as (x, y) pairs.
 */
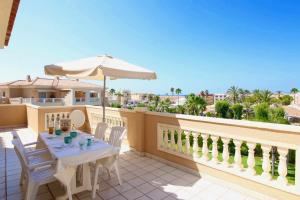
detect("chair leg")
(19, 169), (24, 185)
(25, 181), (38, 200)
(66, 185), (73, 200)
(92, 166), (100, 199)
(114, 162), (122, 185)
(106, 168), (111, 179)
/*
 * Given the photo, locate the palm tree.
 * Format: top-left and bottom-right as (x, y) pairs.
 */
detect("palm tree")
(170, 87), (174, 96)
(175, 88), (182, 105)
(252, 89), (261, 103)
(260, 90), (273, 104)
(227, 86), (239, 104)
(291, 88), (299, 104)
(185, 93), (207, 115)
(153, 95), (160, 108)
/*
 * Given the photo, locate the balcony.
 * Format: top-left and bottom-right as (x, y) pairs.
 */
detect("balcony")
(0, 104), (299, 200)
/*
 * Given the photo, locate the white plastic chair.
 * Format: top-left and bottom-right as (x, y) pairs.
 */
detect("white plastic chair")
(12, 139), (75, 200)
(11, 131), (51, 185)
(92, 126), (127, 198)
(94, 122), (108, 141)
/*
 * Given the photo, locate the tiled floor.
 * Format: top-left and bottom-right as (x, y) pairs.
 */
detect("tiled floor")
(0, 128), (269, 200)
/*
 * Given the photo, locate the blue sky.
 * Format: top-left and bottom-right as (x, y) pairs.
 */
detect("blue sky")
(0, 0), (299, 94)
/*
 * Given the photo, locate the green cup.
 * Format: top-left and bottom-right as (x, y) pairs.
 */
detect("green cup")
(55, 129), (62, 136)
(87, 138), (92, 146)
(64, 136), (72, 144)
(70, 131), (77, 138)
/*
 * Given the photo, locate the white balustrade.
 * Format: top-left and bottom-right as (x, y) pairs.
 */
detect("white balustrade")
(177, 130), (183, 153)
(185, 131), (191, 156)
(233, 140), (243, 170)
(261, 145), (272, 180)
(222, 137), (230, 166)
(247, 142), (256, 175)
(156, 122), (299, 196)
(211, 135), (219, 163)
(277, 148), (288, 185)
(201, 133), (209, 161)
(171, 129), (176, 151)
(192, 132), (199, 159)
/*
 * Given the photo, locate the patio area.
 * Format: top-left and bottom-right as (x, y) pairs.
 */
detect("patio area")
(0, 128), (268, 200)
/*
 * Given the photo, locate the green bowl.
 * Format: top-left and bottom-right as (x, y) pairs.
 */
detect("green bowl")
(55, 129), (62, 136)
(70, 131), (78, 138)
(64, 136), (72, 144)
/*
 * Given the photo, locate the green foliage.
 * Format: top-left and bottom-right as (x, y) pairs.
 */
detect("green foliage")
(254, 103), (270, 122)
(137, 102), (145, 107)
(231, 104), (243, 119)
(176, 105), (186, 114)
(227, 86), (240, 103)
(254, 103), (288, 124)
(110, 102), (121, 108)
(215, 100), (230, 118)
(185, 93), (207, 115)
(280, 95), (293, 105)
(205, 112), (215, 117)
(269, 107), (288, 124)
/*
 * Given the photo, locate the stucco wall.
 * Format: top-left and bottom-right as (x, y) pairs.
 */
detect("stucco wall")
(0, 104), (27, 127)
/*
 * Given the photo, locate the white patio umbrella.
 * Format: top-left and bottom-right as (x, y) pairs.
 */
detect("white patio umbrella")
(44, 55), (157, 121)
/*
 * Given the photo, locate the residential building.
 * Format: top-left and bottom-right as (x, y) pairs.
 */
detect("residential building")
(0, 75), (102, 106)
(213, 93), (227, 103)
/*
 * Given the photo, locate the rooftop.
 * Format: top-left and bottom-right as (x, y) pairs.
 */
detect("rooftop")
(0, 76), (101, 90)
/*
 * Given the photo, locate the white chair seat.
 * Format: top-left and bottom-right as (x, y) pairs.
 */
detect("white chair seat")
(30, 166), (56, 184)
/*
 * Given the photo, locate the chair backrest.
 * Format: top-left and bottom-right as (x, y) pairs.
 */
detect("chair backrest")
(108, 126), (127, 150)
(12, 139), (30, 176)
(11, 131), (26, 153)
(94, 122), (108, 140)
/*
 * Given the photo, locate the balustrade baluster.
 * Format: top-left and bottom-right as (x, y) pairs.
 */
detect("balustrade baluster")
(185, 131), (191, 155)
(277, 147), (288, 185)
(171, 129), (176, 150)
(222, 137), (230, 166)
(201, 133), (209, 161)
(164, 129), (169, 149)
(177, 130), (183, 153)
(211, 135), (219, 163)
(261, 145), (271, 180)
(233, 140), (243, 170)
(193, 132), (199, 158)
(159, 127), (164, 148)
(247, 142), (256, 175)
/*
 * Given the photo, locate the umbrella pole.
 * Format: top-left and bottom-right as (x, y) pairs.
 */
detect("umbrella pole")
(102, 76), (106, 122)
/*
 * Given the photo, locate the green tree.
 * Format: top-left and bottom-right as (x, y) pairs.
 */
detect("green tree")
(291, 88), (299, 104)
(227, 86), (240, 104)
(170, 87), (175, 96)
(231, 104), (243, 119)
(175, 88), (182, 105)
(215, 100), (230, 118)
(254, 103), (269, 122)
(153, 95), (160, 108)
(260, 90), (273, 104)
(176, 105), (186, 114)
(269, 107), (288, 124)
(280, 95), (293, 105)
(185, 93), (207, 115)
(158, 98), (171, 112)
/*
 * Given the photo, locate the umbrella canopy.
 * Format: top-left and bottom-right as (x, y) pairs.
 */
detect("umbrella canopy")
(44, 55), (157, 122)
(44, 55), (156, 80)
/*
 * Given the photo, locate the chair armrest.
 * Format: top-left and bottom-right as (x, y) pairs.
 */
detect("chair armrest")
(26, 148), (49, 156)
(24, 141), (39, 146)
(28, 160), (56, 170)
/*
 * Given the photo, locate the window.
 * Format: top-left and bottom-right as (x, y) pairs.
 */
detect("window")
(2, 92), (5, 97)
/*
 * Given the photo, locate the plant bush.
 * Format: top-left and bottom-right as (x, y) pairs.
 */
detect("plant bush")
(269, 107), (289, 124)
(215, 100), (230, 118)
(280, 95), (293, 105)
(110, 102), (121, 108)
(254, 103), (269, 122)
(231, 104), (243, 119)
